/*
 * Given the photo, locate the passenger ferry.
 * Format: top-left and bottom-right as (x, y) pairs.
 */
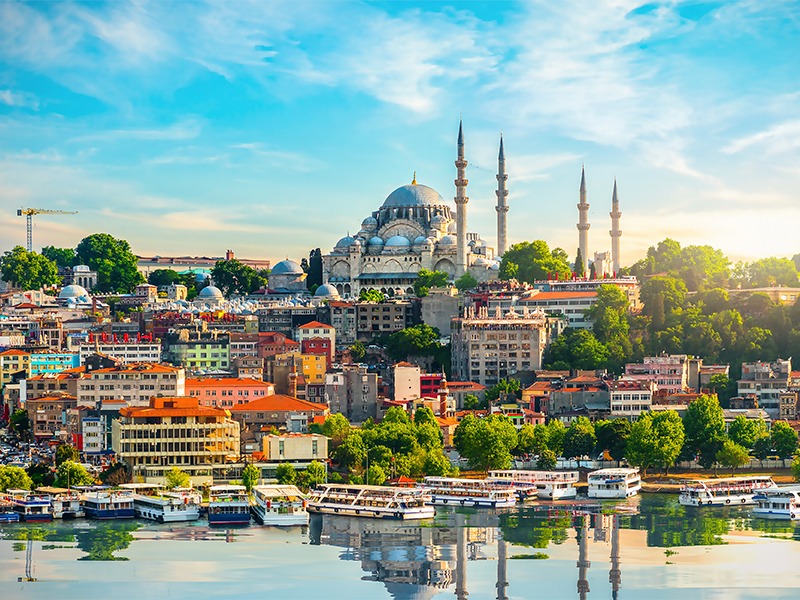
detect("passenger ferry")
(486, 470), (579, 500)
(120, 483), (202, 523)
(679, 476), (776, 507)
(208, 485), (251, 525)
(306, 484), (435, 519)
(37, 486), (84, 519)
(7, 489), (53, 522)
(79, 487), (135, 519)
(420, 477), (517, 508)
(753, 486), (800, 520)
(587, 468), (642, 499)
(251, 484), (309, 526)
(0, 495), (21, 523)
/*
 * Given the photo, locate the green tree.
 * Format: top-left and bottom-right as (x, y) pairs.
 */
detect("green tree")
(753, 435), (772, 463)
(41, 246), (76, 268)
(683, 394), (726, 468)
(627, 411), (684, 474)
(321, 413), (351, 445)
(716, 439), (751, 475)
(302, 461), (326, 489)
(366, 463), (387, 486)
(55, 461), (95, 488)
(210, 259), (267, 296)
(542, 328), (609, 371)
(9, 409), (30, 438)
(147, 269), (182, 287)
(486, 379), (522, 403)
(454, 272), (478, 292)
(55, 444), (80, 466)
(333, 432), (367, 471)
(708, 374), (736, 408)
(770, 421), (799, 459)
(275, 463), (298, 485)
(792, 453), (800, 482)
(594, 419), (631, 463)
(574, 248), (585, 278)
(306, 248), (323, 290)
(544, 420), (566, 456)
(414, 268), (450, 297)
(165, 467), (190, 489)
(453, 414), (518, 470)
(728, 415), (768, 450)
(640, 275), (687, 318)
(0, 465), (33, 491)
(75, 233), (143, 293)
(587, 284), (633, 371)
(463, 393), (485, 410)
(99, 462), (132, 486)
(563, 417), (597, 460)
(359, 289), (386, 302)
(349, 341), (366, 362)
(241, 463), (260, 491)
(26, 463), (55, 488)
(385, 324), (441, 361)
(499, 241), (572, 284)
(536, 449), (557, 470)
(0, 246), (60, 290)
(738, 257), (799, 288)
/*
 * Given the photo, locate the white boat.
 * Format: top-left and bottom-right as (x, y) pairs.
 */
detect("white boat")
(420, 477), (517, 508)
(307, 484), (435, 519)
(486, 470), (579, 500)
(251, 484), (309, 526)
(79, 487), (135, 519)
(120, 483), (202, 522)
(208, 485), (251, 525)
(679, 476), (776, 507)
(7, 489), (53, 522)
(753, 485), (800, 520)
(37, 486), (84, 519)
(587, 468), (641, 499)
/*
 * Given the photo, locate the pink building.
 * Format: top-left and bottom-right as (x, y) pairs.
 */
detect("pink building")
(185, 377), (276, 408)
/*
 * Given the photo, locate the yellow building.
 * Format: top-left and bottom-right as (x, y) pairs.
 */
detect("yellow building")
(261, 433), (328, 464)
(0, 349), (31, 386)
(112, 396), (240, 483)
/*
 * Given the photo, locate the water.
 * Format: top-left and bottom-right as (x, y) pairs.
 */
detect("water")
(2, 495), (799, 599)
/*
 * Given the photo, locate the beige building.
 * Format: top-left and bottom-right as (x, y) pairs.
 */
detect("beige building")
(608, 380), (656, 421)
(421, 287), (460, 336)
(450, 306), (561, 387)
(394, 362), (422, 403)
(77, 363), (185, 407)
(112, 396), (240, 483)
(26, 393), (78, 441)
(261, 433), (328, 464)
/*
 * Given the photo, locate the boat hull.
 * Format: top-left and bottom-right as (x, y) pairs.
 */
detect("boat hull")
(83, 507), (135, 520)
(680, 494), (756, 507)
(428, 495), (516, 508)
(135, 507), (200, 523)
(208, 511), (251, 525)
(306, 503), (434, 520)
(537, 488), (578, 501)
(588, 486), (641, 499)
(18, 512), (53, 522)
(0, 513), (20, 523)
(752, 508), (800, 520)
(251, 506), (309, 526)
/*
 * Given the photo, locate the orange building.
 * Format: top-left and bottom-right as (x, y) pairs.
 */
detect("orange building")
(186, 377), (276, 408)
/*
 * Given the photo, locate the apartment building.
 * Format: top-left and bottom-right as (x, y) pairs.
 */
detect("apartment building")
(77, 363), (186, 407)
(185, 377), (276, 408)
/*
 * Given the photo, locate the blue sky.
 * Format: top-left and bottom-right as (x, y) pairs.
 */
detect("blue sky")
(0, 0), (798, 267)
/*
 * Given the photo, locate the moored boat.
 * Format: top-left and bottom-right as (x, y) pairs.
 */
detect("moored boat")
(120, 483), (202, 522)
(420, 476), (517, 508)
(7, 489), (53, 522)
(307, 484), (435, 519)
(37, 486), (84, 519)
(79, 486), (135, 519)
(251, 484), (309, 526)
(486, 470), (579, 500)
(679, 476), (776, 507)
(753, 485), (800, 520)
(0, 495), (21, 523)
(208, 485), (251, 525)
(587, 468), (641, 499)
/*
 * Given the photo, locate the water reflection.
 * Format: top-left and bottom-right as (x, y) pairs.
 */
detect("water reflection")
(75, 522), (140, 561)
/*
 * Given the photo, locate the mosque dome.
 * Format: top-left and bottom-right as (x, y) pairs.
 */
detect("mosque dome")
(438, 235), (457, 246)
(447, 221), (457, 233)
(271, 259), (304, 275)
(335, 235), (356, 249)
(382, 183), (446, 208)
(430, 214), (448, 229)
(385, 235), (411, 247)
(368, 236), (385, 246)
(58, 284), (89, 299)
(473, 257), (492, 267)
(413, 235), (427, 245)
(315, 284), (340, 298)
(361, 216), (378, 229)
(198, 285), (223, 299)
(489, 262), (501, 271)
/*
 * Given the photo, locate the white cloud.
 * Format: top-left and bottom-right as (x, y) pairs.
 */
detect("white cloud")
(0, 89), (39, 110)
(723, 119), (800, 155)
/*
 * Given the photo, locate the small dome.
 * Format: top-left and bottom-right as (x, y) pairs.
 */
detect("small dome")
(315, 284), (340, 298)
(271, 259), (304, 275)
(368, 236), (385, 246)
(59, 284), (89, 299)
(473, 257), (491, 267)
(198, 285), (223, 299)
(73, 265), (91, 273)
(385, 235), (411, 247)
(447, 222), (457, 233)
(361, 216), (378, 229)
(438, 235), (457, 246)
(413, 235), (427, 245)
(382, 183), (446, 208)
(431, 214), (447, 228)
(335, 235), (356, 248)
(490, 262), (500, 270)
(468, 239), (476, 247)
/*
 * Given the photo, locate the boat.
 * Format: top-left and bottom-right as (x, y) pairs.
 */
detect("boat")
(208, 485), (251, 525)
(306, 484), (435, 519)
(37, 486), (84, 519)
(587, 468), (642, 499)
(420, 476), (517, 508)
(251, 484), (309, 526)
(7, 489), (53, 522)
(679, 476), (776, 507)
(753, 485), (800, 520)
(120, 483), (202, 523)
(486, 470), (579, 500)
(78, 486), (135, 519)
(0, 495), (21, 523)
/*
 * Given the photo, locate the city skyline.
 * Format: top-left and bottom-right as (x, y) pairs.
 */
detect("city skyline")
(1, 1), (798, 266)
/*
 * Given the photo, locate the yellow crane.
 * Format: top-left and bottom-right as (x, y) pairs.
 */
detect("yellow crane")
(16, 207), (78, 252)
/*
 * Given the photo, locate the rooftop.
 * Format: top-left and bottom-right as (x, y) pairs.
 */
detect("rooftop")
(229, 394), (329, 413)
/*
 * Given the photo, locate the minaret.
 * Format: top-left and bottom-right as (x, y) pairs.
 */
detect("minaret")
(577, 514), (591, 600)
(455, 120), (469, 276)
(495, 135), (509, 257)
(610, 178), (622, 275)
(496, 536), (508, 600)
(456, 513), (469, 599)
(609, 514), (621, 600)
(577, 166), (590, 275)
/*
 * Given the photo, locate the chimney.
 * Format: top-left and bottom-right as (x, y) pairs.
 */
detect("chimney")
(226, 249), (234, 261)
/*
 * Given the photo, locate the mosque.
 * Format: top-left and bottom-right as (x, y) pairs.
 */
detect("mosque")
(322, 122), (508, 298)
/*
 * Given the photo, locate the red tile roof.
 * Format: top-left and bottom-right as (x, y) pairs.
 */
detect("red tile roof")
(0, 349), (30, 356)
(521, 291), (597, 301)
(297, 321), (334, 330)
(186, 377), (273, 388)
(228, 394), (329, 413)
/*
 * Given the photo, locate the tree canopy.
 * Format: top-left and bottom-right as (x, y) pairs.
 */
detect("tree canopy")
(165, 467), (190, 489)
(499, 241), (571, 284)
(454, 272), (478, 292)
(542, 328), (609, 371)
(210, 259), (268, 296)
(414, 269), (450, 297)
(75, 233), (144, 293)
(0, 246), (60, 290)
(0, 465), (33, 492)
(682, 395), (726, 468)
(241, 463), (260, 491)
(54, 461), (95, 488)
(41, 246), (76, 269)
(359, 289), (386, 302)
(385, 324), (442, 361)
(453, 414), (518, 470)
(626, 410), (684, 474)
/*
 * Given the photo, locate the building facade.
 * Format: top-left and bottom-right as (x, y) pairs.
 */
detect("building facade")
(324, 365), (380, 423)
(77, 363), (186, 407)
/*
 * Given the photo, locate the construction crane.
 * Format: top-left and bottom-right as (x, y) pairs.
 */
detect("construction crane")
(17, 207), (78, 252)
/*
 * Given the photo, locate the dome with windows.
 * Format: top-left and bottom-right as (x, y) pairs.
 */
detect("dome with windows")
(438, 235), (457, 246)
(385, 235), (411, 247)
(271, 259), (304, 275)
(381, 183), (446, 208)
(314, 283), (340, 299)
(198, 285), (223, 299)
(58, 284), (89, 299)
(335, 235), (356, 248)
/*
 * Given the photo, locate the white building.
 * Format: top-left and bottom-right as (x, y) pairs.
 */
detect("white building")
(608, 380), (655, 421)
(79, 341), (162, 364)
(517, 290), (598, 329)
(77, 363), (186, 407)
(394, 362), (422, 403)
(81, 416), (106, 455)
(738, 359), (791, 419)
